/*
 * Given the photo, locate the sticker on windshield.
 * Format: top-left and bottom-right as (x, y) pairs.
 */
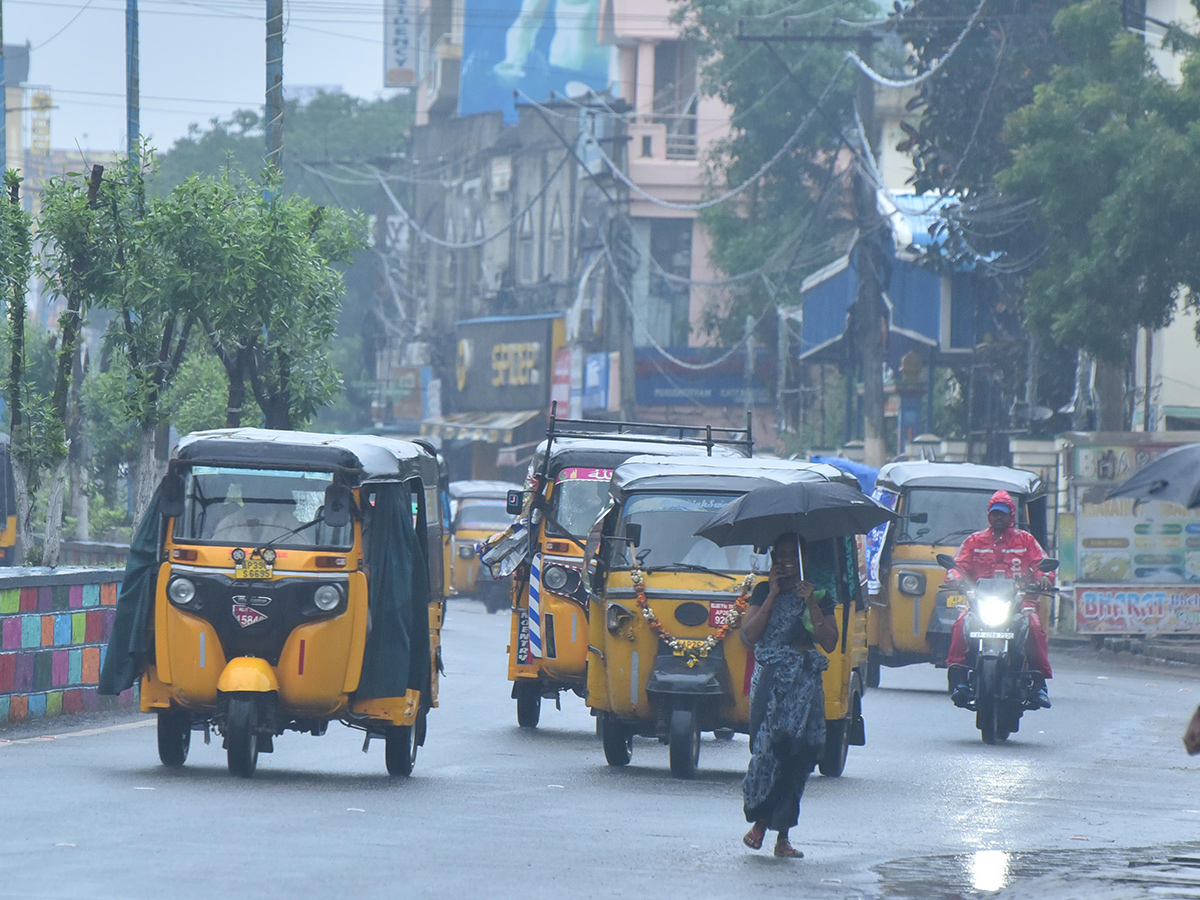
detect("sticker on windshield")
(558, 467), (613, 482)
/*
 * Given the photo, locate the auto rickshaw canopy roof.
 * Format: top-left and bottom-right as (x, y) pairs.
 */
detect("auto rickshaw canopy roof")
(449, 479), (523, 500)
(175, 428), (439, 485)
(531, 436), (748, 476)
(611, 455), (852, 497)
(875, 460), (1043, 496)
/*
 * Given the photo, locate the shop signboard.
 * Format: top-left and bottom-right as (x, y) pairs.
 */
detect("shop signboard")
(384, 0), (417, 87)
(634, 347), (774, 407)
(1075, 585), (1200, 634)
(454, 314), (564, 412)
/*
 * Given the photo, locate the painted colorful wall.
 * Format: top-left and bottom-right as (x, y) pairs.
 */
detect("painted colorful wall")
(0, 568), (134, 725)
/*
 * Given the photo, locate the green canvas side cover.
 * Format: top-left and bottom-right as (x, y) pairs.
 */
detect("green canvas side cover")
(356, 481), (432, 701)
(99, 486), (163, 696)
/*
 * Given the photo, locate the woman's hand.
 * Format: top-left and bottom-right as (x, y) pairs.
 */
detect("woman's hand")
(804, 587), (839, 653)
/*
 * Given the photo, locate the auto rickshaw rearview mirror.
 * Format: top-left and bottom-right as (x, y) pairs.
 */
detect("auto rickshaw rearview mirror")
(160, 473), (185, 519)
(935, 552), (957, 570)
(1038, 557), (1059, 573)
(506, 490), (523, 515)
(323, 483), (351, 529)
(625, 523), (642, 548)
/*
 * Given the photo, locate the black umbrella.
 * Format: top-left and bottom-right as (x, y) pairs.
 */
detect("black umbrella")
(1107, 443), (1200, 508)
(694, 480), (900, 547)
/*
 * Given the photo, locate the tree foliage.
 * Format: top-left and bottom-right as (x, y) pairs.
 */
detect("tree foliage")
(998, 1), (1200, 366)
(682, 0), (876, 339)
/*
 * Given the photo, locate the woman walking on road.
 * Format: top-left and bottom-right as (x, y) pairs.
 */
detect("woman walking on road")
(740, 533), (839, 859)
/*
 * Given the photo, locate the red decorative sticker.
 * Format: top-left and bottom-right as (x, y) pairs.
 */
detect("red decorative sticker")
(709, 600), (735, 627)
(232, 604), (268, 628)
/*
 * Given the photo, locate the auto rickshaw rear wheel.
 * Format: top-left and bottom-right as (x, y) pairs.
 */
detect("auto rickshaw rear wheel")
(156, 708), (191, 767)
(600, 714), (633, 766)
(385, 724), (417, 776)
(225, 693), (260, 778)
(515, 681), (541, 729)
(668, 709), (700, 779)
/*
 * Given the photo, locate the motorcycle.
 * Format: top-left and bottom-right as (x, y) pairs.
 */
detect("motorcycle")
(935, 553), (1058, 744)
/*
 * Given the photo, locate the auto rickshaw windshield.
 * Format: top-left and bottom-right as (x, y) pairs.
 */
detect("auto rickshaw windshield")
(547, 468), (613, 538)
(613, 492), (769, 572)
(174, 465), (353, 549)
(894, 487), (1011, 545)
(454, 499), (512, 531)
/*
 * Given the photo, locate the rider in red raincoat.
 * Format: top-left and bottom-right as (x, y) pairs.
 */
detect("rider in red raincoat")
(945, 489), (1053, 709)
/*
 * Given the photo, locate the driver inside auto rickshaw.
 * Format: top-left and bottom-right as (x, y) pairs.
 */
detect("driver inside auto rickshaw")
(944, 490), (1054, 710)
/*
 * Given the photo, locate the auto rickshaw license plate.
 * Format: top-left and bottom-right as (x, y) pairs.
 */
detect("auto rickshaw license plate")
(673, 639), (709, 656)
(236, 559), (273, 580)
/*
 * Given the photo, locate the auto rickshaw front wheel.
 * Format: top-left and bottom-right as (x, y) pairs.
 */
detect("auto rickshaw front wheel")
(600, 713), (633, 766)
(668, 709), (700, 779)
(385, 723), (418, 776)
(156, 708), (192, 767)
(225, 693), (260, 778)
(515, 681), (541, 729)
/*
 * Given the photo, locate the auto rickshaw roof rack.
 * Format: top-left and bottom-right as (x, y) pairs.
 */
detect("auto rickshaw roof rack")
(543, 402), (753, 457)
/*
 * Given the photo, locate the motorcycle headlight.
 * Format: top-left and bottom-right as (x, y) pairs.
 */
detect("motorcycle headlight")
(313, 584), (342, 612)
(168, 577), (196, 606)
(458, 545), (475, 559)
(543, 564), (569, 592)
(977, 595), (1012, 627)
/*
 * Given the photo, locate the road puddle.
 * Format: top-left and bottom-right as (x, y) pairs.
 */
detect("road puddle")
(874, 843), (1200, 898)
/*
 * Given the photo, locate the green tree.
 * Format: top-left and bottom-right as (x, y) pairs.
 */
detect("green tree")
(997, 0), (1200, 429)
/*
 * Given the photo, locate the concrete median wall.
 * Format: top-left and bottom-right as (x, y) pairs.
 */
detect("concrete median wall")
(0, 568), (136, 725)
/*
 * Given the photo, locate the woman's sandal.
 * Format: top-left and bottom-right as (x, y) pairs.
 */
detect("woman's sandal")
(774, 841), (804, 859)
(742, 825), (765, 850)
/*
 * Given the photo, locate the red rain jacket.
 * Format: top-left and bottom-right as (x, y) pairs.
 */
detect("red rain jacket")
(949, 490), (1053, 584)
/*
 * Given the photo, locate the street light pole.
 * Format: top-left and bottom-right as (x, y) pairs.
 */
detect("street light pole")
(126, 0), (139, 164)
(265, 0), (284, 169)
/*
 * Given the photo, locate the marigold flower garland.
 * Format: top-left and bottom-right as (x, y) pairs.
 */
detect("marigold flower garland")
(630, 568), (755, 667)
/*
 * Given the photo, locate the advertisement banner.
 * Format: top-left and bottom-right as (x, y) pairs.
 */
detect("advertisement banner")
(865, 489), (900, 594)
(458, 0), (612, 121)
(549, 347), (571, 414)
(1075, 585), (1200, 634)
(634, 347), (775, 407)
(384, 0), (418, 87)
(1073, 495), (1200, 585)
(582, 352), (609, 412)
(454, 315), (562, 412)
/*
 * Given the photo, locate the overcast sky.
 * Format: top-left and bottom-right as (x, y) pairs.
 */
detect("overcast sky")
(6, 0), (398, 154)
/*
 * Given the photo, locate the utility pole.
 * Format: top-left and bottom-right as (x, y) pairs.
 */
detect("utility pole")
(851, 33), (887, 467)
(265, 0), (284, 169)
(737, 24), (889, 466)
(126, 0), (139, 163)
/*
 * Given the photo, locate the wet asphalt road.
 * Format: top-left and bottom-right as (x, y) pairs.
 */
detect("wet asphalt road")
(4, 601), (1200, 899)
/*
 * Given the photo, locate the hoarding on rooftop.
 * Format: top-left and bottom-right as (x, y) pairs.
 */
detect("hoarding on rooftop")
(458, 0), (612, 121)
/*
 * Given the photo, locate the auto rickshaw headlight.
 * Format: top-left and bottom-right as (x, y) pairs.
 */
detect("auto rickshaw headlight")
(262, 548), (277, 564)
(897, 571), (926, 596)
(977, 596), (1012, 627)
(458, 545), (475, 559)
(543, 565), (569, 592)
(231, 548), (246, 564)
(168, 577), (197, 606)
(313, 584), (342, 612)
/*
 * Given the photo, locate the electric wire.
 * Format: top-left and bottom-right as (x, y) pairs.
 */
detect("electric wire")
(844, 0), (988, 89)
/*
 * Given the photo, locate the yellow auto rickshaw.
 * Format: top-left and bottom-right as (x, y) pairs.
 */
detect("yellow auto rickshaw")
(585, 456), (870, 779)
(98, 428), (447, 778)
(495, 410), (752, 729)
(866, 461), (1049, 686)
(448, 480), (521, 613)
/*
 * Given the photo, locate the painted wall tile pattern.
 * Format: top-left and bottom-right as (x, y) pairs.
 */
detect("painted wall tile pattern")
(0, 571), (134, 725)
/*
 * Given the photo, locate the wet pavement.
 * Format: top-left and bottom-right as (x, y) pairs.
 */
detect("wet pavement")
(3, 607), (1200, 898)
